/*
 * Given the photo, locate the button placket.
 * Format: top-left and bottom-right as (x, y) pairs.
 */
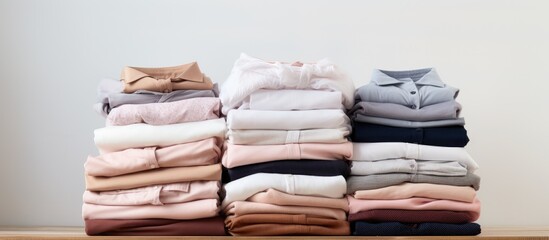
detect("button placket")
(151, 185), (163, 205)
(286, 130), (300, 144)
(144, 147), (160, 170)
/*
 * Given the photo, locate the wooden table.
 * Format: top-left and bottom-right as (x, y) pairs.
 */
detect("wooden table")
(1, 227), (549, 239)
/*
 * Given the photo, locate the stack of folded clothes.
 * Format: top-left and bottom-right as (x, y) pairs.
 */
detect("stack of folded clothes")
(347, 68), (482, 236)
(218, 53), (355, 236)
(83, 62), (227, 236)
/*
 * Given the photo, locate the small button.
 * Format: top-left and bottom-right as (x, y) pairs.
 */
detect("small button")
(410, 91), (416, 95)
(150, 165), (156, 169)
(411, 105), (417, 109)
(163, 89), (170, 93)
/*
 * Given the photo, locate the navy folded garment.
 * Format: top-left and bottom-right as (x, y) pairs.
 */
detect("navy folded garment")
(352, 222), (481, 236)
(227, 159), (350, 181)
(351, 122), (469, 147)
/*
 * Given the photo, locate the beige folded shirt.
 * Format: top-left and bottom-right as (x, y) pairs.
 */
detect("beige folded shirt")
(85, 164), (221, 191)
(248, 189), (349, 211)
(224, 201), (346, 220)
(354, 183), (477, 203)
(227, 128), (349, 145)
(121, 62), (214, 93)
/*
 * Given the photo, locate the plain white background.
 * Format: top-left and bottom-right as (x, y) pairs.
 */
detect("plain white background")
(1, 0), (548, 227)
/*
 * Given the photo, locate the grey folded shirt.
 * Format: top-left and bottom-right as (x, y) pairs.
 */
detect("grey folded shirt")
(347, 172), (480, 193)
(95, 82), (218, 117)
(350, 100), (461, 122)
(355, 116), (466, 128)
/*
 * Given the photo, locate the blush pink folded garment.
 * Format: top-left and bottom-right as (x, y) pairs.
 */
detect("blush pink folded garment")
(248, 189), (349, 211)
(106, 97), (220, 126)
(83, 181), (219, 206)
(85, 138), (221, 177)
(353, 183), (476, 203)
(82, 198), (219, 220)
(222, 142), (353, 168)
(224, 201), (346, 220)
(347, 196), (481, 214)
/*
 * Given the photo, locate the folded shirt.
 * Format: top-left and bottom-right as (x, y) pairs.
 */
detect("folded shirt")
(82, 198), (218, 220)
(224, 201), (346, 220)
(347, 196), (481, 214)
(85, 217), (226, 236)
(348, 209), (479, 223)
(354, 183), (476, 203)
(352, 222), (481, 236)
(227, 160), (350, 181)
(226, 214), (350, 236)
(106, 98), (220, 126)
(83, 181), (219, 206)
(221, 173), (347, 208)
(356, 115), (466, 128)
(352, 142), (478, 172)
(227, 128), (349, 145)
(248, 189), (349, 211)
(350, 100), (461, 122)
(226, 109), (350, 130)
(222, 142), (353, 168)
(220, 53), (355, 114)
(351, 159), (467, 176)
(355, 68), (459, 108)
(94, 78), (217, 117)
(85, 164), (221, 191)
(347, 172), (481, 193)
(351, 122), (469, 147)
(239, 89), (343, 110)
(121, 62), (213, 93)
(86, 138), (220, 177)
(94, 118), (226, 153)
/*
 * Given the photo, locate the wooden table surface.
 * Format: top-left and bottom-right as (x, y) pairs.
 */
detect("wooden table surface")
(1, 226), (549, 239)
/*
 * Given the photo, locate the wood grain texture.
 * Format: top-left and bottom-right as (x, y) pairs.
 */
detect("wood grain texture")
(1, 226), (549, 239)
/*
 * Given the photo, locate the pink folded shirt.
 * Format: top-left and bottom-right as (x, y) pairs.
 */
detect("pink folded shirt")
(85, 138), (220, 177)
(222, 142), (353, 168)
(82, 198), (219, 220)
(83, 181), (219, 206)
(347, 195), (481, 214)
(223, 201), (347, 220)
(106, 97), (220, 126)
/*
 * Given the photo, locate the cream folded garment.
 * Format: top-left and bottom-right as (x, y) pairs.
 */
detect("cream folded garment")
(353, 183), (476, 203)
(347, 196), (481, 214)
(221, 173), (347, 208)
(222, 142), (352, 168)
(352, 142), (478, 172)
(85, 164), (221, 191)
(86, 138), (220, 177)
(82, 198), (218, 220)
(106, 97), (220, 126)
(224, 201), (346, 220)
(227, 128), (349, 145)
(226, 109), (350, 130)
(83, 181), (220, 206)
(239, 89), (343, 110)
(351, 159), (467, 176)
(94, 118), (226, 153)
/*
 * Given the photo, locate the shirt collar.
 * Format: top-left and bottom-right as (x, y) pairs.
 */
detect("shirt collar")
(371, 68), (445, 87)
(121, 62), (205, 84)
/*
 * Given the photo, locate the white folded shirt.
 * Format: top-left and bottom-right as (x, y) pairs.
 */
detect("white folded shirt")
(351, 159), (468, 176)
(240, 89), (344, 110)
(351, 142), (478, 172)
(226, 109), (350, 130)
(227, 128), (350, 145)
(94, 118), (226, 153)
(221, 173), (347, 208)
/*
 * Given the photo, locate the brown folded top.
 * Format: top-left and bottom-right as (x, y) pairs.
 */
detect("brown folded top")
(85, 217), (227, 236)
(225, 213), (348, 229)
(121, 62), (213, 93)
(85, 164), (221, 191)
(226, 214), (350, 236)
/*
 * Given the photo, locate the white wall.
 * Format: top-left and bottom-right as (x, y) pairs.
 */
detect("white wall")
(1, 0), (548, 227)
